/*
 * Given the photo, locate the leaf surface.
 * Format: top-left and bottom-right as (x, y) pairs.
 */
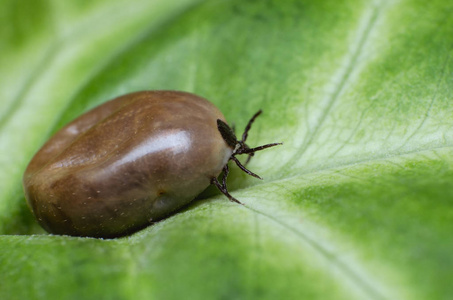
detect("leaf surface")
(1, 0), (453, 299)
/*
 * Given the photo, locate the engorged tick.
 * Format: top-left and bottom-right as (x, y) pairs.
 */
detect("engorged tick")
(23, 91), (281, 238)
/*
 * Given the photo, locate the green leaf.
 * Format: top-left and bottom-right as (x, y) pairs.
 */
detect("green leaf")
(1, 0), (452, 299)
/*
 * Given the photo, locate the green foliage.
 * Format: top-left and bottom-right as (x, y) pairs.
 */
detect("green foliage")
(1, 0), (452, 299)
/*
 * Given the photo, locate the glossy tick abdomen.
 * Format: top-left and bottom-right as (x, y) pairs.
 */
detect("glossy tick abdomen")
(23, 91), (232, 238)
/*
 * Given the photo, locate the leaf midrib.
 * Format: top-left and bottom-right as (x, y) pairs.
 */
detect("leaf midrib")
(282, 1), (384, 172)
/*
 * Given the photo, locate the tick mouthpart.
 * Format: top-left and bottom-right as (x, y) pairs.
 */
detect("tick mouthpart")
(212, 110), (282, 204)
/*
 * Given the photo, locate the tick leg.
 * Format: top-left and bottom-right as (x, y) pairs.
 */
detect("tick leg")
(231, 123), (236, 135)
(244, 152), (255, 165)
(222, 163), (230, 187)
(211, 165), (243, 205)
(237, 142), (282, 155)
(241, 110), (262, 143)
(230, 156), (262, 179)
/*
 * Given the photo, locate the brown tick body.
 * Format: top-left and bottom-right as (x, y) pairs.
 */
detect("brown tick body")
(23, 91), (280, 238)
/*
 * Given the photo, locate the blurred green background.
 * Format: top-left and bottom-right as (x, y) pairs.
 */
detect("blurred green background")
(1, 0), (453, 299)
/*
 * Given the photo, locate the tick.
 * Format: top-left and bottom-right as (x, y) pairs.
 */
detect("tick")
(23, 91), (281, 238)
